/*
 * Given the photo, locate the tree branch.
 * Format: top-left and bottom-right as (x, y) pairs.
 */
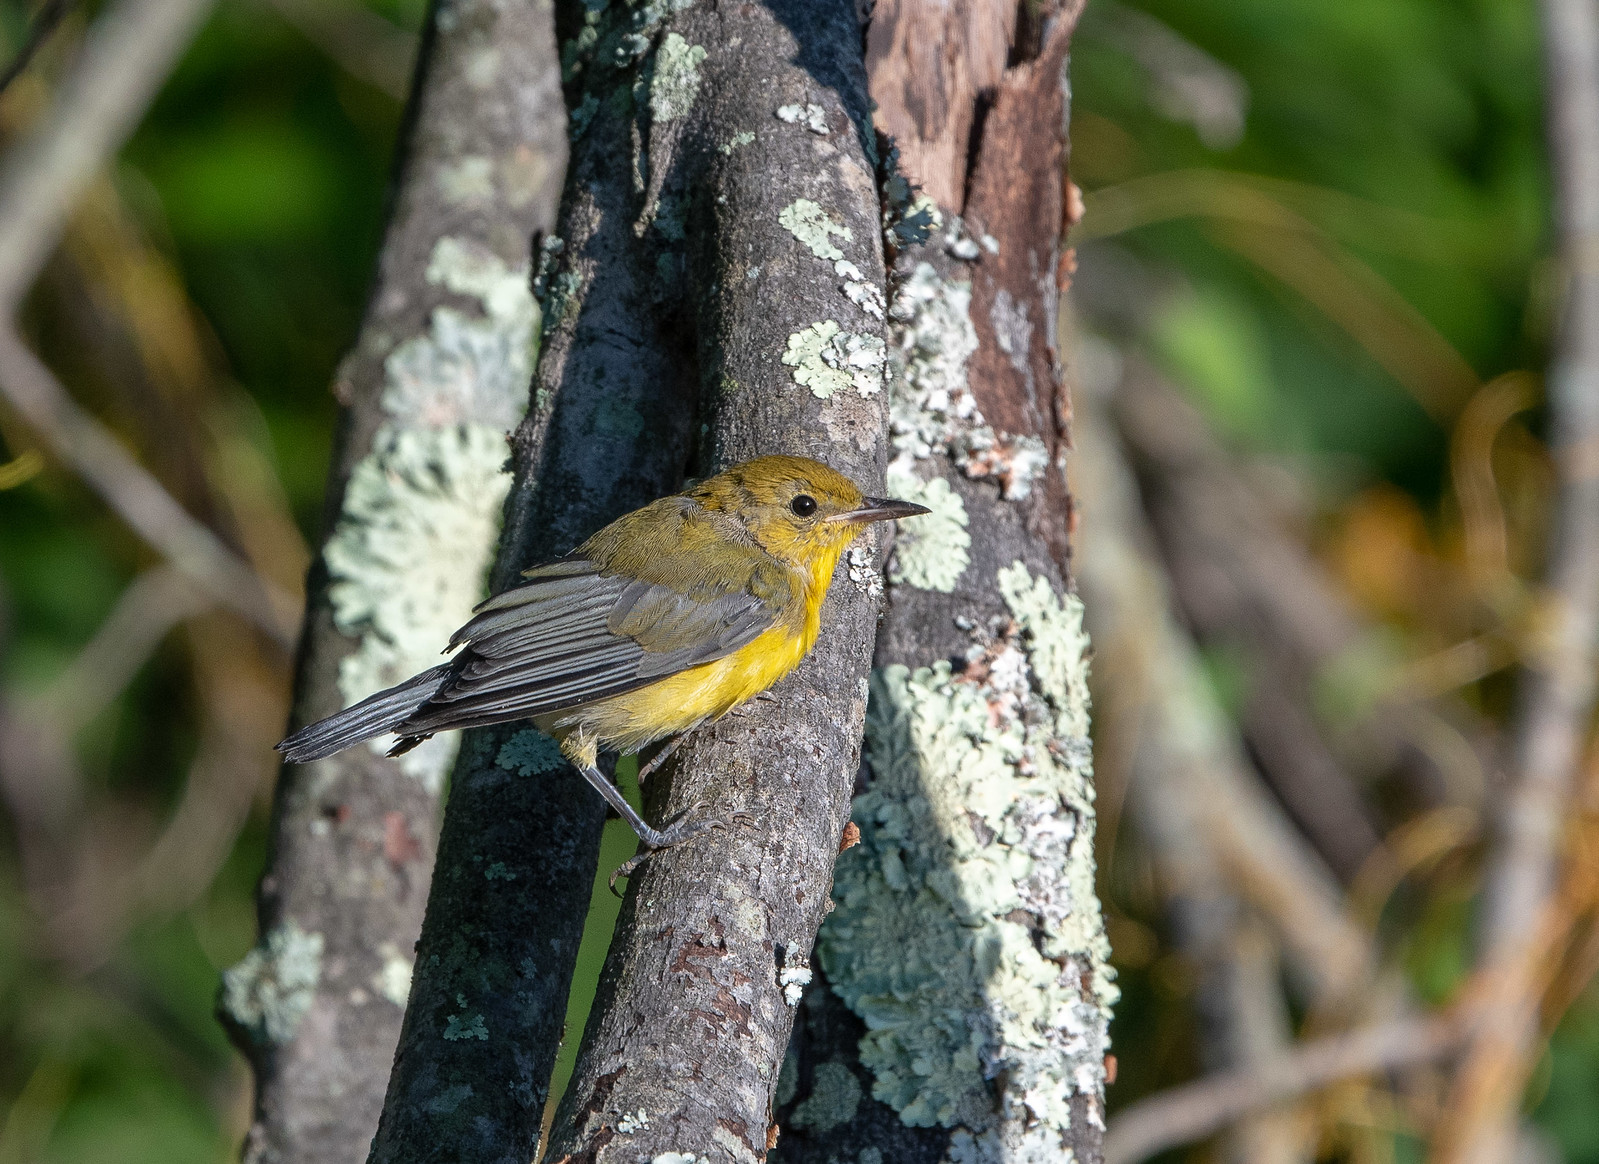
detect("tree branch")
(0, 328), (296, 645)
(1102, 1010), (1466, 1164)
(780, 6), (1113, 1162)
(223, 1), (569, 1159)
(1445, 0), (1599, 1153)
(537, 3), (892, 1160)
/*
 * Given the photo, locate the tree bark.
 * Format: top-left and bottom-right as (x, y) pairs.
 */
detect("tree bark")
(222, 4), (567, 1161)
(360, 0), (746, 1157)
(539, 3), (892, 1161)
(783, 5), (1116, 1163)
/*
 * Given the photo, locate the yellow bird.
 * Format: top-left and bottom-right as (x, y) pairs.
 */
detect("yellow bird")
(277, 454), (928, 851)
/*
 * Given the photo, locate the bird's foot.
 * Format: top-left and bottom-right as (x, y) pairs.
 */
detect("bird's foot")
(609, 804), (756, 893)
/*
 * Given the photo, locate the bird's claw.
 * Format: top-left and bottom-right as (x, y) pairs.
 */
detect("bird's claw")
(607, 804), (757, 895)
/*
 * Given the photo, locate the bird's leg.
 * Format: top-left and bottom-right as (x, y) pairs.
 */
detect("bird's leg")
(575, 763), (673, 848)
(634, 734), (685, 784)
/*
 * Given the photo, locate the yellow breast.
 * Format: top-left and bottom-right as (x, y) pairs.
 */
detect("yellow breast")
(547, 544), (842, 765)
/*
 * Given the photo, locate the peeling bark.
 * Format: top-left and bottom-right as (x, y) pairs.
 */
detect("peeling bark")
(540, 3), (891, 1161)
(229, 4), (567, 1162)
(782, 6), (1115, 1163)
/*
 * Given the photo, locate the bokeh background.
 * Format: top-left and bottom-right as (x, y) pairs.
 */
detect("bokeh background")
(0, 0), (1592, 1160)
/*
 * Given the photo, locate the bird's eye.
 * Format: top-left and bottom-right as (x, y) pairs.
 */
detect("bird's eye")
(790, 494), (818, 517)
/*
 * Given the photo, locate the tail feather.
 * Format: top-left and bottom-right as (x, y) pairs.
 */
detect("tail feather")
(276, 664), (455, 763)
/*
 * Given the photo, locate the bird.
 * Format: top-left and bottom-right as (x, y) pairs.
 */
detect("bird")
(276, 454), (928, 854)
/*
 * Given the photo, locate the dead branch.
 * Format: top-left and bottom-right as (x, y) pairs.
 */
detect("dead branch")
(0, 0), (214, 315)
(1102, 1011), (1466, 1164)
(1444, 0), (1599, 1154)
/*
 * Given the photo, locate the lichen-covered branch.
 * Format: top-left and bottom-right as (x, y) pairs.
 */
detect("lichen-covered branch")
(538, 3), (892, 1160)
(222, 4), (567, 1160)
(779, 6), (1115, 1163)
(359, 0), (718, 1158)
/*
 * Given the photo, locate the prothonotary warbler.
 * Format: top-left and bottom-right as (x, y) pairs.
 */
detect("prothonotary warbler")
(277, 454), (928, 852)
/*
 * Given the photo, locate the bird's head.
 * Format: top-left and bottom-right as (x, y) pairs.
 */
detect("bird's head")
(688, 454), (928, 569)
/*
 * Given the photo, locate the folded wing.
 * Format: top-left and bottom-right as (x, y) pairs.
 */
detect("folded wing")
(391, 555), (787, 737)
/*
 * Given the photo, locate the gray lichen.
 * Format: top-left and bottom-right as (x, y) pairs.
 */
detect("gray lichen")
(443, 993), (489, 1042)
(776, 102), (828, 134)
(818, 563), (1115, 1158)
(221, 921), (325, 1045)
(779, 198), (853, 262)
(883, 462), (969, 593)
(324, 424), (515, 789)
(496, 728), (567, 776)
(648, 33), (707, 123)
(790, 1063), (862, 1133)
(836, 258), (885, 320)
(782, 321), (885, 399)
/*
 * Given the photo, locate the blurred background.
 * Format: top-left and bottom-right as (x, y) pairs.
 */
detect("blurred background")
(0, 0), (1591, 1160)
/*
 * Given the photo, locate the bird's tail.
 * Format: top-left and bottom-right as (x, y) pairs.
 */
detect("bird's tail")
(276, 664), (455, 763)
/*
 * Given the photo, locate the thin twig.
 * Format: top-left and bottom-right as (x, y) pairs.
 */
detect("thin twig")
(1447, 0), (1599, 1153)
(0, 0), (75, 97)
(38, 565), (209, 735)
(0, 328), (296, 645)
(1103, 1011), (1467, 1164)
(1476, 0), (1599, 967)
(0, 0), (216, 314)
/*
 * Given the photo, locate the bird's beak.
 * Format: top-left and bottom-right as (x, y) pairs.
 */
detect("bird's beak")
(828, 496), (932, 524)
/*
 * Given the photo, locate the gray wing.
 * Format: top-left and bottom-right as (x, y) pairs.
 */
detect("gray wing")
(394, 558), (782, 736)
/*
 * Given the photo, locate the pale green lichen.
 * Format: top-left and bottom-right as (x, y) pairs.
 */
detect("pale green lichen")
(779, 198), (853, 262)
(333, 239), (532, 782)
(818, 562), (1115, 1158)
(325, 424), (513, 789)
(883, 463), (969, 592)
(617, 1109), (650, 1134)
(649, 33), (706, 123)
(718, 130), (755, 154)
(220, 921), (324, 1045)
(782, 321), (885, 399)
(373, 941), (413, 1006)
(651, 1155), (706, 1164)
(485, 862), (516, 882)
(496, 728), (567, 776)
(383, 236), (537, 433)
(443, 993), (489, 1041)
(790, 1062), (862, 1132)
